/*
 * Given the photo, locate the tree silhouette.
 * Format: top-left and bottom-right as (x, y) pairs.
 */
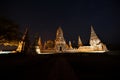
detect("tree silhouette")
(0, 16), (21, 41)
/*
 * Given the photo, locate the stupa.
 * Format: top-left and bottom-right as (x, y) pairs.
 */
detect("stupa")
(16, 26), (108, 54)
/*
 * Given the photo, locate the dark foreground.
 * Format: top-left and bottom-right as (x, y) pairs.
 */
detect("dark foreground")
(0, 51), (120, 80)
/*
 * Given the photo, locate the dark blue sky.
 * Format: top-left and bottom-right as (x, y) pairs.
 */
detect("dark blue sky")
(0, 0), (120, 45)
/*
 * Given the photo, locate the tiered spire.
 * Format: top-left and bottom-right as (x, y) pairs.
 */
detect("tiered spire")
(90, 25), (101, 46)
(22, 27), (28, 41)
(78, 36), (83, 47)
(43, 41), (47, 49)
(55, 27), (66, 52)
(90, 26), (100, 40)
(56, 26), (64, 41)
(38, 37), (42, 49)
(69, 41), (73, 49)
(16, 27), (28, 53)
(35, 37), (41, 54)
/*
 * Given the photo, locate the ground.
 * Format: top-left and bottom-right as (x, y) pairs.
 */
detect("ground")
(0, 52), (120, 80)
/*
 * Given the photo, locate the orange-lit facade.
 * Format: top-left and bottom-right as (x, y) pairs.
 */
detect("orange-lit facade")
(6, 25), (109, 54)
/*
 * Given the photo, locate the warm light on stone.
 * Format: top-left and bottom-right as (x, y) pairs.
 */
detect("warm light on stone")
(16, 41), (24, 52)
(37, 26), (108, 53)
(1, 26), (108, 54)
(35, 46), (41, 54)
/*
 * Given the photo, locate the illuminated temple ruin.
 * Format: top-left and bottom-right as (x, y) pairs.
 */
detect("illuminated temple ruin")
(15, 25), (108, 54)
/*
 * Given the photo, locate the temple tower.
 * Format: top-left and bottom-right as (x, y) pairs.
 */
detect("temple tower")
(16, 28), (28, 53)
(35, 37), (41, 54)
(38, 37), (42, 49)
(43, 41), (47, 49)
(90, 25), (108, 51)
(55, 27), (67, 52)
(69, 41), (73, 49)
(90, 25), (101, 46)
(78, 36), (83, 47)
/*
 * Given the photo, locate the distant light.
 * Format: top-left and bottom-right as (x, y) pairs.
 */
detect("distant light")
(0, 51), (12, 54)
(35, 46), (41, 54)
(0, 51), (16, 54)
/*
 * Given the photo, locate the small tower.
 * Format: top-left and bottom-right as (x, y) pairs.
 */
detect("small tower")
(78, 36), (83, 47)
(16, 41), (24, 53)
(35, 37), (41, 54)
(16, 27), (28, 53)
(69, 41), (73, 49)
(43, 41), (47, 49)
(38, 37), (42, 49)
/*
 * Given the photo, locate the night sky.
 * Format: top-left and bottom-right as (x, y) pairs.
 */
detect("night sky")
(0, 0), (120, 45)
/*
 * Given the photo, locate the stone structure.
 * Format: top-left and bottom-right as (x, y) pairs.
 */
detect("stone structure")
(35, 37), (41, 54)
(89, 26), (108, 51)
(38, 37), (42, 49)
(16, 28), (28, 53)
(78, 36), (83, 47)
(16, 26), (108, 53)
(54, 27), (67, 52)
(69, 41), (73, 50)
(78, 26), (108, 52)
